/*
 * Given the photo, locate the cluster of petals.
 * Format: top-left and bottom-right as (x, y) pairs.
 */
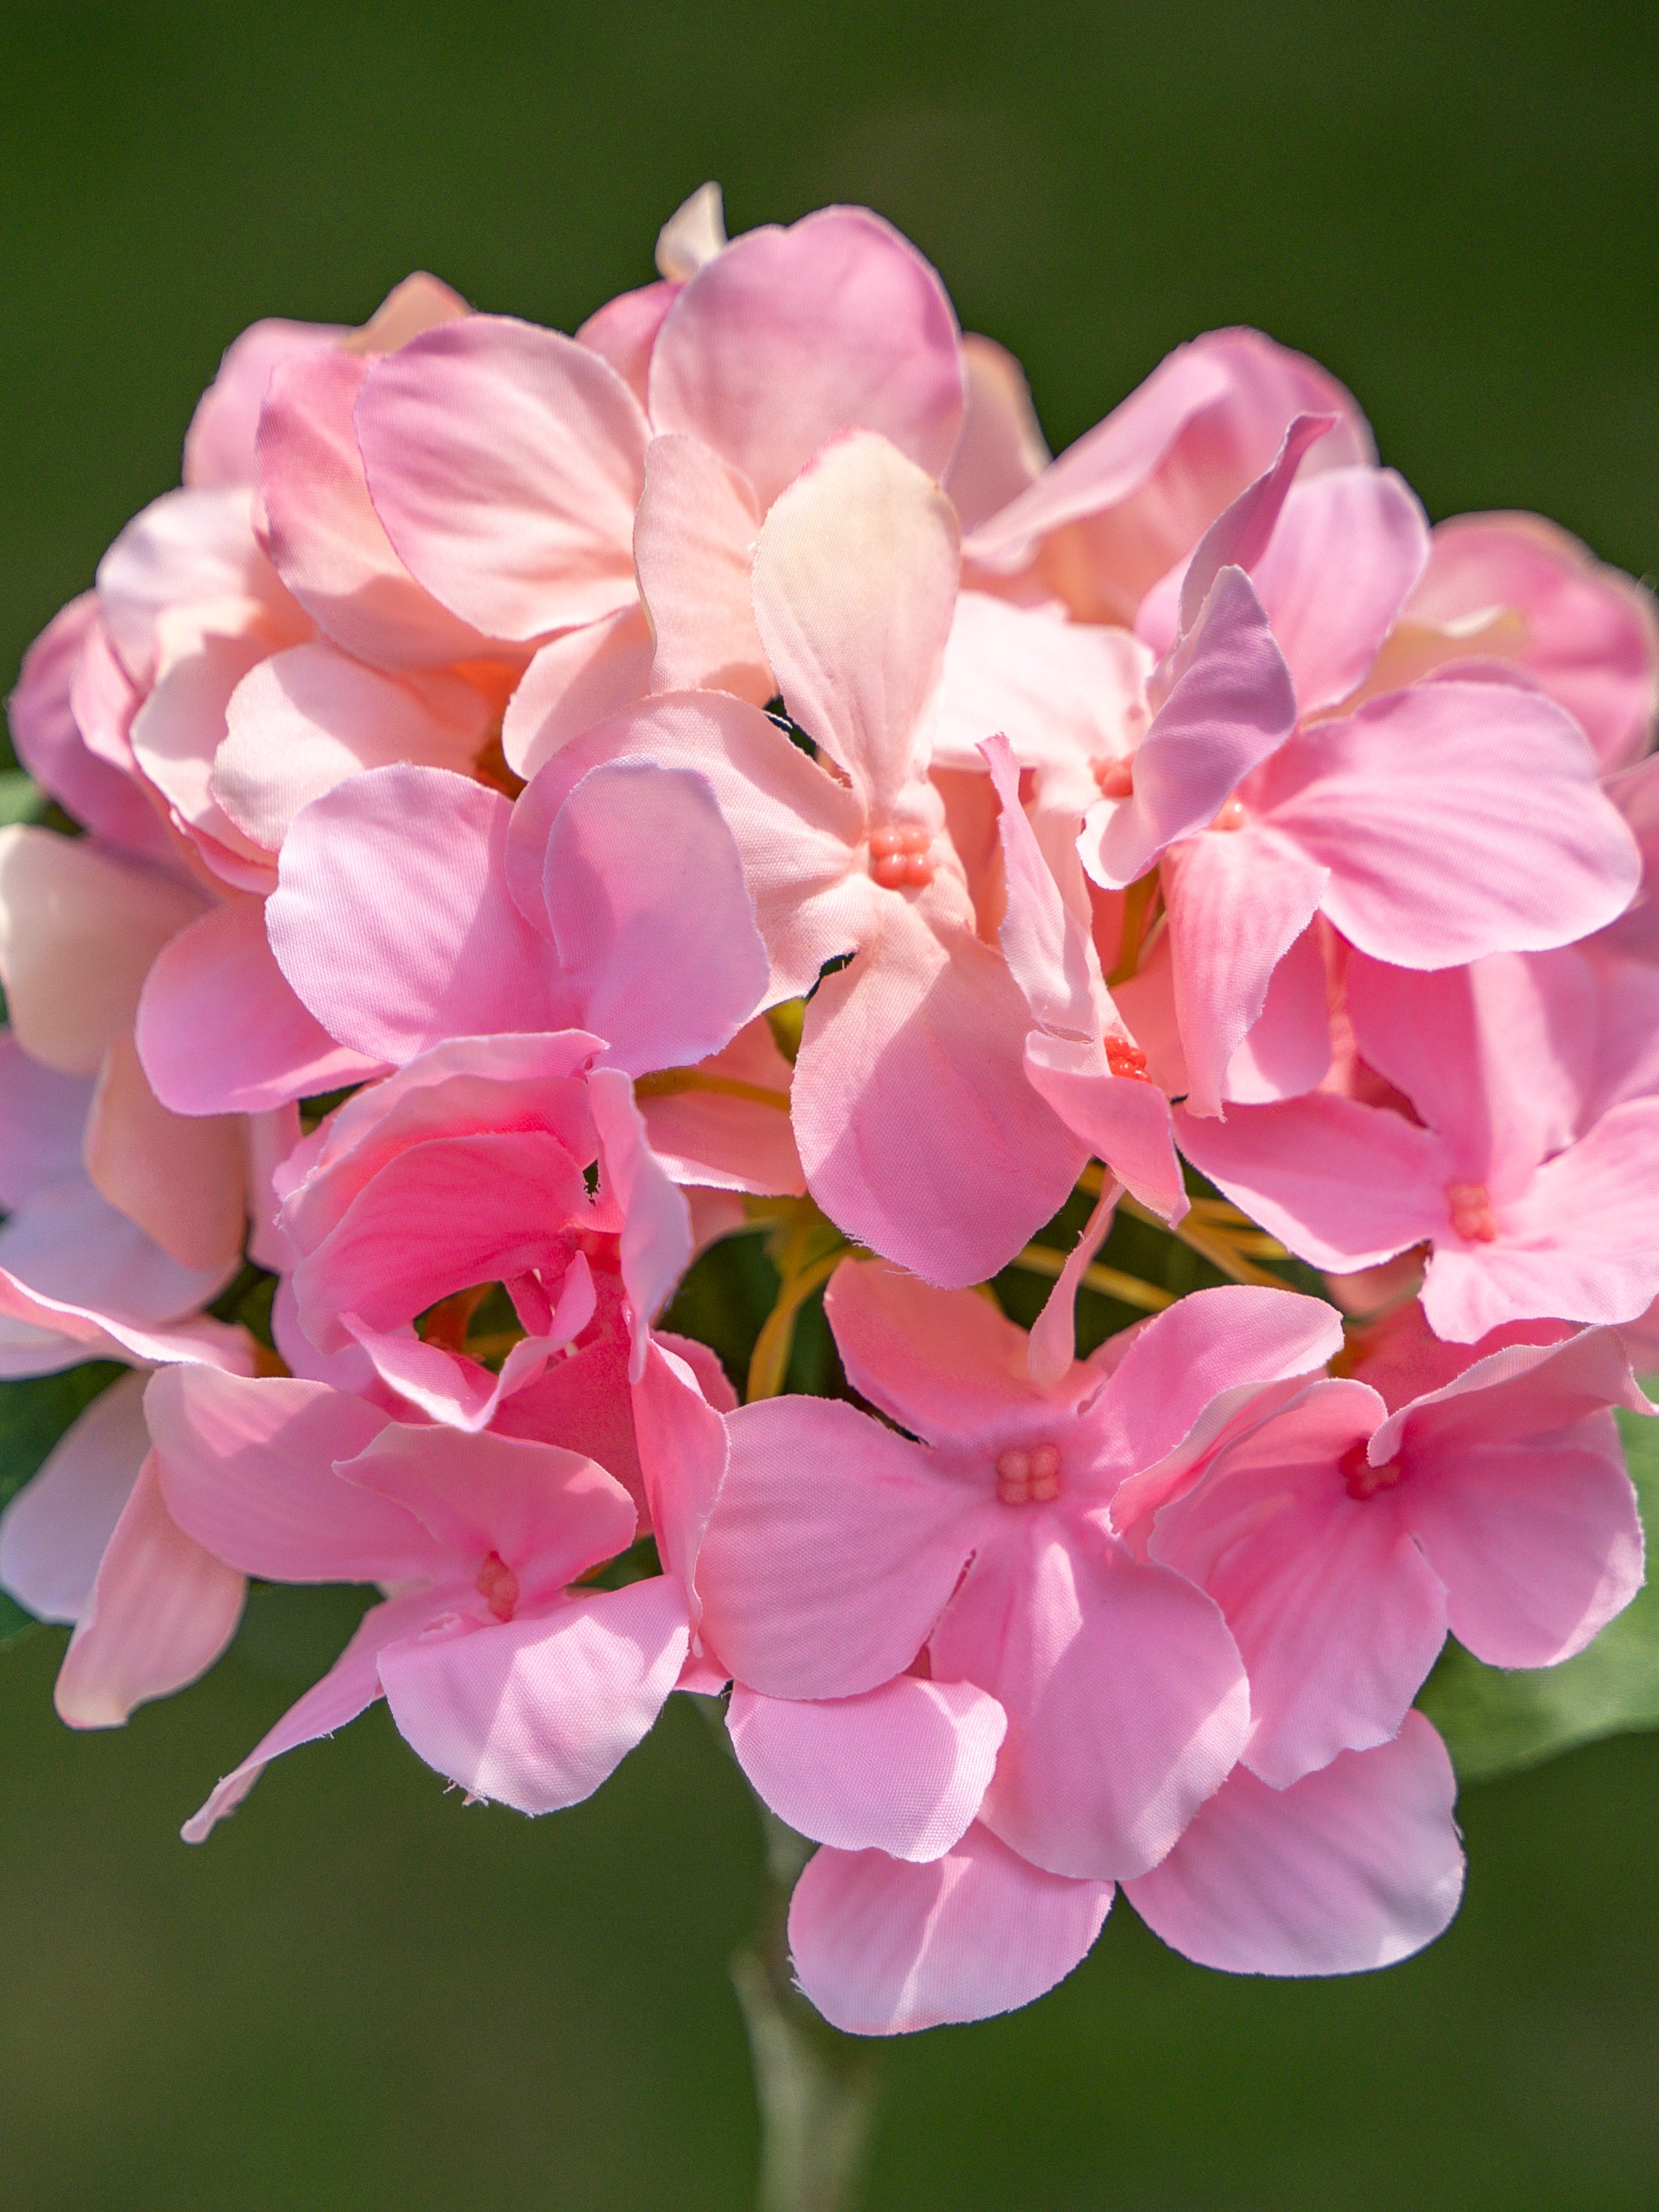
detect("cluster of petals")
(2, 183), (1655, 2038)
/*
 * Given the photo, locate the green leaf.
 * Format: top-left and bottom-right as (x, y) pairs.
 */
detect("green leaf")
(0, 1361), (128, 1650)
(0, 769), (46, 827)
(1418, 1404), (1659, 1783)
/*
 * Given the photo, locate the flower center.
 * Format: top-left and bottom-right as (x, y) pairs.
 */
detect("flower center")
(1340, 1439), (1403, 1501)
(1105, 1034), (1150, 1081)
(996, 1442), (1061, 1505)
(476, 1550), (520, 1622)
(868, 824), (936, 889)
(1210, 797), (1248, 831)
(1445, 1181), (1498, 1242)
(1092, 758), (1135, 800)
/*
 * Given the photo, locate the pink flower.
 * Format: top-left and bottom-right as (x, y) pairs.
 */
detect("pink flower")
(695, 1258), (1346, 1881)
(506, 433), (1087, 1283)
(1178, 949), (1659, 1340)
(146, 1364), (689, 1838)
(1128, 1324), (1648, 1787)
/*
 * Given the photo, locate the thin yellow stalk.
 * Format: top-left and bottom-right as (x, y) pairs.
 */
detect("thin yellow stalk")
(1006, 1243), (1174, 1313)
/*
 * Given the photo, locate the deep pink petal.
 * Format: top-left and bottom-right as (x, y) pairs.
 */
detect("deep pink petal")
(695, 1397), (980, 1700)
(590, 1069), (693, 1376)
(356, 317), (646, 640)
(794, 895), (1088, 1286)
(269, 765), (556, 1064)
(1261, 681), (1641, 965)
(729, 1676), (1006, 1862)
(650, 207), (964, 510)
(378, 1576), (688, 1814)
(0, 1370), (150, 1623)
(54, 1454), (245, 1729)
(789, 1821), (1112, 2035)
(1124, 1714), (1463, 1975)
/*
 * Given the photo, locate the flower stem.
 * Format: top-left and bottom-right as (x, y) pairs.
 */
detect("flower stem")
(731, 1801), (880, 2212)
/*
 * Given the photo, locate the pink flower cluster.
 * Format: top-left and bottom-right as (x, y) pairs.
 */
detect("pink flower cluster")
(2, 185), (1655, 2036)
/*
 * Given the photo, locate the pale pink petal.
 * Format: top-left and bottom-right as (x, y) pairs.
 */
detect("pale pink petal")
(794, 896), (1087, 1286)
(1249, 469), (1430, 711)
(1168, 413), (1340, 644)
(695, 1397), (980, 1700)
(128, 614), (291, 869)
(338, 1424), (634, 1591)
(0, 1031), (94, 1205)
(378, 1576), (689, 1814)
(257, 349), (497, 670)
(82, 1031), (246, 1270)
(925, 592), (1151, 777)
(632, 434), (770, 701)
(356, 317), (646, 640)
(214, 643), (492, 851)
(935, 1530), (1247, 1880)
(634, 1016), (803, 1197)
(1084, 568), (1298, 890)
(650, 206), (964, 510)
(1124, 1714), (1463, 1975)
(1022, 1031), (1188, 1218)
(1407, 512), (1658, 771)
(509, 692), (867, 1001)
(0, 1172), (238, 1329)
(8, 599), (167, 854)
(182, 1586), (436, 1841)
(340, 271), (471, 358)
(1422, 1100), (1659, 1340)
(789, 1821), (1112, 2036)
(0, 827), (205, 1075)
(269, 766), (556, 1064)
(145, 1365), (442, 1583)
(499, 608), (656, 779)
(752, 432), (958, 811)
(654, 182), (727, 281)
(1220, 920), (1332, 1103)
(1176, 1093), (1449, 1274)
(1262, 681), (1641, 964)
(539, 758), (770, 1075)
(1150, 1379), (1447, 1784)
(576, 282), (678, 410)
(0, 1370), (150, 1622)
(728, 1677), (1006, 1861)
(982, 731), (1100, 1037)
(184, 315), (344, 487)
(942, 335), (1049, 534)
(95, 485), (290, 688)
(54, 1454), (244, 1728)
(136, 899), (382, 1116)
(824, 1256), (1067, 1445)
(630, 1337), (730, 1622)
(1028, 1183), (1119, 1390)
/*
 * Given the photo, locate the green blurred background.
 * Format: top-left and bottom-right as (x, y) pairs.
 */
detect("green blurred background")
(1, 3), (1656, 2204)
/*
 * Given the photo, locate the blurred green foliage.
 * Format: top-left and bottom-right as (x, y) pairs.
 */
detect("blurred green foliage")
(2, 1), (1657, 2204)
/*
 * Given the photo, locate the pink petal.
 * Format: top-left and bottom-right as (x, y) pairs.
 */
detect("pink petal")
(981, 731), (1101, 1037)
(1150, 1378), (1447, 1784)
(695, 1397), (980, 1700)
(650, 207), (964, 511)
(654, 182), (727, 281)
(1124, 1714), (1464, 1975)
(1249, 468), (1430, 712)
(214, 643), (492, 851)
(8, 599), (169, 856)
(1170, 413), (1340, 642)
(936, 1529), (1248, 1880)
(630, 1337), (730, 1623)
(1028, 1182), (1119, 1390)
(0, 1370), (150, 1622)
(1175, 1092), (1449, 1274)
(0, 827), (206, 1076)
(752, 431), (959, 812)
(136, 898), (382, 1116)
(182, 1586), (436, 1841)
(0, 1170), (238, 1330)
(269, 765), (556, 1064)
(926, 591), (1151, 779)
(377, 1576), (689, 1813)
(632, 434), (770, 701)
(590, 1068), (694, 1376)
(789, 1820), (1112, 2035)
(127, 616), (290, 872)
(54, 1454), (244, 1729)
(539, 758), (770, 1075)
(183, 314), (344, 488)
(499, 608), (656, 780)
(1407, 512), (1659, 772)
(729, 1676), (1007, 1861)
(1082, 567), (1298, 890)
(575, 281), (678, 410)
(1262, 681), (1642, 965)
(257, 348), (497, 669)
(634, 1016), (804, 1198)
(1219, 917), (1332, 1103)
(82, 1030), (247, 1270)
(94, 485), (289, 689)
(941, 335), (1049, 533)
(0, 1031), (94, 1205)
(146, 1365), (443, 1583)
(794, 895), (1088, 1286)
(356, 317), (646, 640)
(1023, 1031), (1189, 1217)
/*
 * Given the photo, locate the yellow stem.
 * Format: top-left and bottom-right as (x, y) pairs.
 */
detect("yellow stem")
(1106, 872), (1162, 989)
(1006, 1244), (1174, 1313)
(634, 1068), (792, 1112)
(1118, 1194), (1288, 1286)
(746, 1246), (848, 1400)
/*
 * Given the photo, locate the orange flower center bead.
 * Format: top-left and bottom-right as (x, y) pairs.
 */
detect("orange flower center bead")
(1445, 1181), (1499, 1241)
(1092, 758), (1135, 800)
(869, 823), (935, 889)
(996, 1442), (1061, 1505)
(475, 1550), (520, 1622)
(1340, 1439), (1403, 1501)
